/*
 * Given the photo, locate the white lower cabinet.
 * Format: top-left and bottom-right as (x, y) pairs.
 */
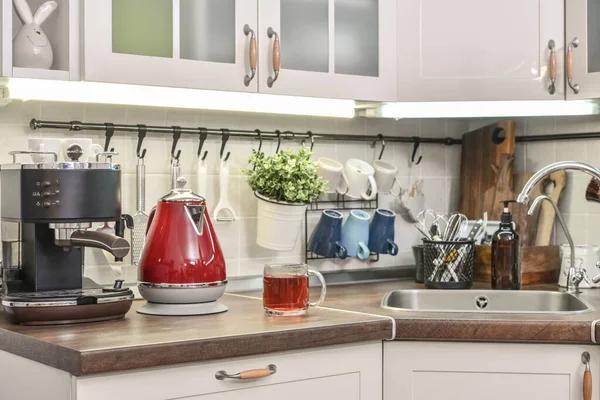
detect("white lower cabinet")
(75, 342), (382, 400)
(384, 341), (599, 400)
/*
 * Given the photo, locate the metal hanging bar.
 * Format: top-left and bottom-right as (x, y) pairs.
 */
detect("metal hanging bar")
(29, 118), (461, 145)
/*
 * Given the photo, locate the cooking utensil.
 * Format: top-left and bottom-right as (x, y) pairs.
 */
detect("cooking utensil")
(443, 213), (467, 241)
(464, 218), (483, 241)
(132, 157), (148, 267)
(214, 158), (237, 221)
(196, 153), (208, 196)
(169, 157), (180, 190)
(535, 170), (567, 246)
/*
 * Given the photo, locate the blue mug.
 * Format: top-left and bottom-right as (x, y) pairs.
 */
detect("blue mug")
(341, 210), (371, 260)
(369, 208), (399, 255)
(308, 210), (347, 259)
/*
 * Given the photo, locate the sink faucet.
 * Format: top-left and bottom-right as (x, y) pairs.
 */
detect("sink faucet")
(516, 161), (600, 292)
(527, 195), (589, 293)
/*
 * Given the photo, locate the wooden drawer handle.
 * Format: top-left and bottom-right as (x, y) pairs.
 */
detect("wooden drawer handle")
(567, 37), (580, 94)
(583, 352), (592, 400)
(548, 40), (556, 95)
(267, 27), (280, 88)
(215, 364), (277, 380)
(243, 24), (256, 86)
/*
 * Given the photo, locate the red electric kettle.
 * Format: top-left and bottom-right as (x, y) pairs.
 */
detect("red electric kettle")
(137, 177), (228, 316)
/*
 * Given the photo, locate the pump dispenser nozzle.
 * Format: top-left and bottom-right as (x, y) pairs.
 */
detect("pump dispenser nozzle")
(499, 200), (518, 224)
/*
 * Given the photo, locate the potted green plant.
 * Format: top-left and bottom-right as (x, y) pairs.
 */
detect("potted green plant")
(244, 147), (326, 250)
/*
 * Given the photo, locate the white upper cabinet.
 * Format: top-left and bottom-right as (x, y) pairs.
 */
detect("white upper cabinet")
(83, 0), (258, 92)
(257, 0), (397, 101)
(397, 0), (564, 102)
(566, 0), (600, 99)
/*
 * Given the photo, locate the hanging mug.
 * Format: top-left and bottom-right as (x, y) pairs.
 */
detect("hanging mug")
(336, 159), (377, 200)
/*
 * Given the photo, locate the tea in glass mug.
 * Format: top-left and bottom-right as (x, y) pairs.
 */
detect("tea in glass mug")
(263, 264), (326, 316)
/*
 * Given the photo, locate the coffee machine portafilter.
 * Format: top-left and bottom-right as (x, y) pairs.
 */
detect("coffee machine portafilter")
(0, 151), (134, 325)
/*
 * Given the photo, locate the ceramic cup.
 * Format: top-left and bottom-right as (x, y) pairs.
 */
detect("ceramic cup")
(336, 159), (377, 200)
(308, 210), (347, 259)
(341, 210), (371, 260)
(368, 209), (399, 256)
(28, 138), (61, 163)
(317, 158), (344, 193)
(60, 138), (103, 162)
(372, 160), (402, 196)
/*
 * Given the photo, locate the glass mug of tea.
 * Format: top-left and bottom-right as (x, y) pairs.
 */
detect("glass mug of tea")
(263, 264), (327, 316)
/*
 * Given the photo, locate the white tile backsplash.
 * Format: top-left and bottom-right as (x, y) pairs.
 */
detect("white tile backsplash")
(0, 100), (464, 280)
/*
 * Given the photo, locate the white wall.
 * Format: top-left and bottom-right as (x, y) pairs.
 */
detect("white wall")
(0, 100), (466, 281)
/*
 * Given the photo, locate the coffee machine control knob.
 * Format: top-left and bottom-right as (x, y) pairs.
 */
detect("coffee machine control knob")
(42, 181), (51, 188)
(42, 191), (51, 198)
(42, 201), (51, 208)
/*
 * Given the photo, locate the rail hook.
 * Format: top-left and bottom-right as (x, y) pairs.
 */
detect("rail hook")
(253, 129), (263, 171)
(69, 121), (83, 131)
(220, 128), (231, 161)
(198, 127), (208, 161)
(302, 131), (315, 151)
(136, 124), (147, 159)
(411, 136), (422, 165)
(171, 126), (182, 161)
(104, 123), (115, 152)
(275, 130), (282, 154)
(373, 134), (385, 160)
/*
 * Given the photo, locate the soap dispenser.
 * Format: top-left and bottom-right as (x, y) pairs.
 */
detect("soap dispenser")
(491, 200), (521, 290)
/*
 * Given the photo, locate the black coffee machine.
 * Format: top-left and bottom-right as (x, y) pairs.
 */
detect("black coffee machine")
(0, 150), (134, 325)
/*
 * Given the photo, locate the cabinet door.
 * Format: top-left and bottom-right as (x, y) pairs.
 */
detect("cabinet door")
(566, 0), (600, 99)
(384, 342), (598, 400)
(76, 342), (382, 400)
(398, 0), (564, 101)
(258, 0), (397, 101)
(83, 0), (258, 92)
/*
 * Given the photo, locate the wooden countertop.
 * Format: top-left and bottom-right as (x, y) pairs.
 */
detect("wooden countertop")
(0, 293), (392, 376)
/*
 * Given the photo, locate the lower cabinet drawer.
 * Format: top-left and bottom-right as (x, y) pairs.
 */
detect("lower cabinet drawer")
(75, 342), (382, 400)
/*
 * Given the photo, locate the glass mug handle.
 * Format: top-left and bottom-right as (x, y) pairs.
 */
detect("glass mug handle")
(307, 269), (327, 307)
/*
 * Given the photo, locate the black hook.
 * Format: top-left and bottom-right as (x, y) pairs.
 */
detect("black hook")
(308, 131), (315, 151)
(136, 124), (147, 159)
(411, 136), (422, 165)
(275, 130), (282, 154)
(255, 129), (263, 153)
(197, 127), (208, 160)
(220, 128), (230, 160)
(373, 133), (385, 160)
(104, 123), (115, 152)
(171, 126), (182, 161)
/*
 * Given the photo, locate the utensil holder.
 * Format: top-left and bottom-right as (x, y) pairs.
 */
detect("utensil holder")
(423, 239), (475, 289)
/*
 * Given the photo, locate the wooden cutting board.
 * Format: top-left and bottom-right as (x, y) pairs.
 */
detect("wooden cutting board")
(513, 172), (544, 247)
(458, 120), (516, 219)
(535, 171), (567, 246)
(480, 153), (515, 220)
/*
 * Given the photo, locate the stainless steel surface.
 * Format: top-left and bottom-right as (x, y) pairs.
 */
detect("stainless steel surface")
(527, 195), (589, 293)
(132, 157), (148, 266)
(68, 230), (130, 259)
(266, 27), (280, 88)
(160, 177), (205, 203)
(1, 162), (120, 170)
(517, 161), (600, 205)
(243, 24), (256, 86)
(95, 151), (119, 162)
(50, 222), (93, 243)
(1, 294), (134, 307)
(139, 280), (228, 289)
(548, 39), (556, 94)
(583, 351), (591, 371)
(381, 289), (593, 314)
(215, 364), (277, 380)
(169, 158), (180, 190)
(568, 37), (581, 94)
(9, 150), (58, 163)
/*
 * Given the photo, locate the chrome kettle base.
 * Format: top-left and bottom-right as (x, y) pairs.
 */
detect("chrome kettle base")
(137, 301), (228, 316)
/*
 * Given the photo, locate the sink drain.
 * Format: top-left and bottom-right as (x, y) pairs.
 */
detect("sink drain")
(475, 296), (490, 310)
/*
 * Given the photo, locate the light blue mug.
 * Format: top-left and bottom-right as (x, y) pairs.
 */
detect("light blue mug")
(341, 210), (371, 260)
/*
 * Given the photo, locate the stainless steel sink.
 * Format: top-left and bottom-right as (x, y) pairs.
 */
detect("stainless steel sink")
(381, 290), (593, 314)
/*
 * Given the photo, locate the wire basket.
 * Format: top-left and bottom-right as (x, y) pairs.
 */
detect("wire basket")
(423, 239), (475, 289)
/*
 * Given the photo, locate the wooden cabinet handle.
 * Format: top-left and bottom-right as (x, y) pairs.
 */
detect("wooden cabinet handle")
(215, 364), (277, 380)
(583, 352), (592, 400)
(267, 27), (280, 88)
(548, 40), (556, 94)
(567, 38), (580, 94)
(243, 24), (256, 87)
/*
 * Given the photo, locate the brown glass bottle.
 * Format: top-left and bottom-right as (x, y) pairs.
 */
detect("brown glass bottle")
(491, 201), (521, 290)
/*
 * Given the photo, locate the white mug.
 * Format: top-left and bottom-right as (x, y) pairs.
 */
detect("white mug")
(61, 139), (103, 162)
(373, 160), (402, 196)
(317, 158), (343, 193)
(28, 138), (61, 163)
(337, 159), (377, 200)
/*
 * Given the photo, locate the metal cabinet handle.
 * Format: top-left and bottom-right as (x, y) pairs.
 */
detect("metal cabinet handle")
(243, 24), (256, 86)
(548, 40), (556, 94)
(215, 364), (277, 380)
(583, 352), (592, 400)
(267, 27), (280, 87)
(567, 37), (580, 94)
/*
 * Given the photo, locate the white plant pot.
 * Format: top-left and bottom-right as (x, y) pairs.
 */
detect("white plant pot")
(255, 192), (307, 251)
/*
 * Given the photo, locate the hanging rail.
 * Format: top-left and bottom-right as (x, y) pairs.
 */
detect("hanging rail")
(29, 119), (461, 145)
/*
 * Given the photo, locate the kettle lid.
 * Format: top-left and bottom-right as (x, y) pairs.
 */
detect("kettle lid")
(160, 177), (205, 202)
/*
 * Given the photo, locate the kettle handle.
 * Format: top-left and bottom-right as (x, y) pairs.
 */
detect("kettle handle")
(146, 207), (157, 235)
